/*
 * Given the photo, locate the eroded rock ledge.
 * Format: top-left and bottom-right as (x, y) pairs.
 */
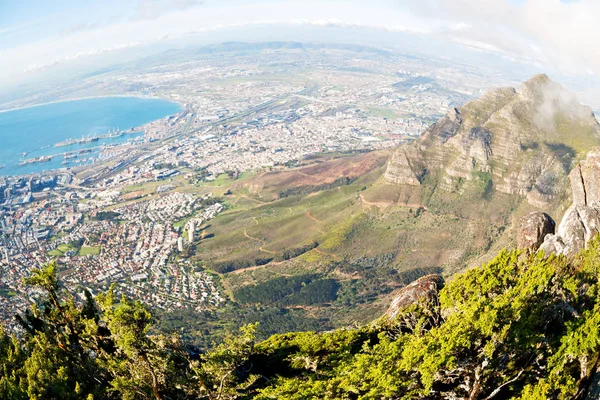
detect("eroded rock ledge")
(519, 148), (600, 256)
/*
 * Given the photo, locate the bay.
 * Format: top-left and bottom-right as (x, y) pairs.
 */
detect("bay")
(0, 97), (181, 177)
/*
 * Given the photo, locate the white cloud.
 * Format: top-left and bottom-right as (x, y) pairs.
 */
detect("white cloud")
(60, 23), (101, 37)
(23, 42), (140, 72)
(134, 0), (204, 20)
(0, 0), (442, 83)
(5, 0), (600, 88)
(405, 0), (600, 75)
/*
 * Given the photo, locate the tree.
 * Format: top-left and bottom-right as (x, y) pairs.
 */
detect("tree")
(17, 262), (107, 399)
(3, 238), (600, 398)
(5, 261), (255, 399)
(190, 323), (259, 399)
(96, 286), (188, 400)
(0, 327), (26, 399)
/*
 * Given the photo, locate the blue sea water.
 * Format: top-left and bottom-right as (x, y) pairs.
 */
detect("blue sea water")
(0, 97), (181, 177)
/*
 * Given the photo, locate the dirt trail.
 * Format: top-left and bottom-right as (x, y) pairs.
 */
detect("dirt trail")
(243, 229), (265, 244)
(358, 193), (428, 210)
(229, 260), (290, 275)
(296, 171), (313, 178)
(313, 248), (341, 261)
(259, 247), (276, 255)
(239, 204), (339, 266)
(238, 194), (268, 204)
(231, 263), (274, 274)
(243, 229), (276, 254)
(311, 226), (325, 234)
(233, 218), (337, 273)
(305, 211), (322, 223)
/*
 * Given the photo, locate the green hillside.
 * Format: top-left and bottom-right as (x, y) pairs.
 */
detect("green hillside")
(4, 239), (600, 399)
(166, 75), (600, 346)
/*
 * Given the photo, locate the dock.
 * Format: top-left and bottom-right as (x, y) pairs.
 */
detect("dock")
(53, 129), (140, 148)
(18, 147), (103, 166)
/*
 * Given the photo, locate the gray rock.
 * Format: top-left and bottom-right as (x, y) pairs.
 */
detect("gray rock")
(577, 206), (600, 243)
(571, 149), (600, 206)
(557, 206), (588, 256)
(540, 148), (600, 256)
(517, 212), (555, 252)
(383, 147), (426, 186)
(542, 205), (600, 256)
(384, 274), (444, 321)
(384, 76), (599, 208)
(538, 233), (565, 255)
(586, 369), (600, 399)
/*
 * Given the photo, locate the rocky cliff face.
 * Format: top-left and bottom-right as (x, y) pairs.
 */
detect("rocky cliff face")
(538, 148), (600, 256)
(385, 74), (600, 207)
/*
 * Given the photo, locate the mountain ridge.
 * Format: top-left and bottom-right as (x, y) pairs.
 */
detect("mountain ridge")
(384, 74), (600, 208)
(177, 75), (600, 346)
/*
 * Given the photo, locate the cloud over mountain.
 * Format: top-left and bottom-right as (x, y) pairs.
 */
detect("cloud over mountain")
(407, 0), (600, 74)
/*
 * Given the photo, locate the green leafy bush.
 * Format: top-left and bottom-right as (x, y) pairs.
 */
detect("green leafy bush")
(4, 237), (600, 398)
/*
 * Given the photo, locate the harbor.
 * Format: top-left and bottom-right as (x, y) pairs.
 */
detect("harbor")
(18, 156), (52, 166)
(0, 96), (179, 176)
(54, 136), (99, 147)
(17, 128), (147, 167)
(53, 128), (144, 148)
(20, 147), (108, 166)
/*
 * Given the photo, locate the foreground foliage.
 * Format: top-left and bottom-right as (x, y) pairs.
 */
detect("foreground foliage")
(0, 262), (256, 400)
(3, 238), (600, 398)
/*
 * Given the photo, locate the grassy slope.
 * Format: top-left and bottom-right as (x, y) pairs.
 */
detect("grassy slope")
(150, 81), (600, 341)
(164, 148), (556, 345)
(156, 79), (600, 347)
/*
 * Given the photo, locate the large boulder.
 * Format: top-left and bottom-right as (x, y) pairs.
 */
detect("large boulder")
(541, 204), (600, 257)
(517, 212), (555, 252)
(538, 233), (566, 255)
(540, 148), (600, 256)
(554, 206), (587, 255)
(384, 274), (445, 321)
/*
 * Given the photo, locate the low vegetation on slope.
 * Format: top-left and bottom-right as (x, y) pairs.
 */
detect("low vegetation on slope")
(176, 148), (531, 347)
(253, 241), (600, 399)
(4, 237), (600, 399)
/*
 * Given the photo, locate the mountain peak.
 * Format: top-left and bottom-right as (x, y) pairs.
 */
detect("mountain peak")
(523, 73), (551, 87)
(518, 73), (567, 102)
(385, 75), (600, 207)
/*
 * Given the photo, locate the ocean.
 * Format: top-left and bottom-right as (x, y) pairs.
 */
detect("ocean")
(0, 97), (181, 177)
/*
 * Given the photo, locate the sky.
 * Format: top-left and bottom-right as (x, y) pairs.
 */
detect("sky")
(1, 0), (600, 93)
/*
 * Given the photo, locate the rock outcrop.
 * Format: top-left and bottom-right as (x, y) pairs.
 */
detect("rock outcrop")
(571, 149), (600, 207)
(587, 369), (600, 400)
(384, 74), (600, 207)
(540, 148), (600, 256)
(517, 212), (555, 252)
(384, 274), (444, 321)
(384, 147), (426, 185)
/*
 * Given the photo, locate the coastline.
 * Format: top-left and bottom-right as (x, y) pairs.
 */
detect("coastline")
(0, 94), (181, 114)
(0, 96), (184, 178)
